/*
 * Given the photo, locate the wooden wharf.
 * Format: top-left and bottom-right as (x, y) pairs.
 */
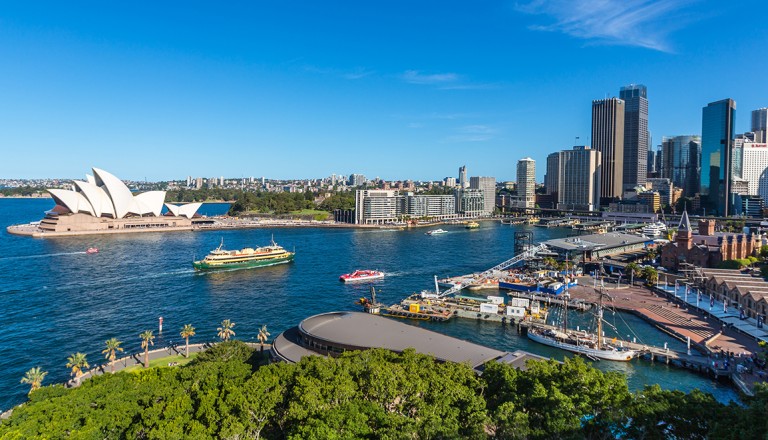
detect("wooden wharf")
(519, 321), (731, 378)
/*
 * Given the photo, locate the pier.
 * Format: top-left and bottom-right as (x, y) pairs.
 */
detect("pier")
(535, 217), (578, 228)
(518, 321), (727, 377)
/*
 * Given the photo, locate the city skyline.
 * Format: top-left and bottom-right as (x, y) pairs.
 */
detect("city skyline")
(1, 1), (767, 181)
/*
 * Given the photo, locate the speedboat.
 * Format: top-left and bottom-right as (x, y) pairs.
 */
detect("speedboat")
(425, 229), (447, 236)
(340, 270), (385, 283)
(86, 247), (99, 254)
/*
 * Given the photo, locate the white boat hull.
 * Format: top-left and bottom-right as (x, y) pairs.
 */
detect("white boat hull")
(341, 275), (385, 283)
(527, 330), (637, 361)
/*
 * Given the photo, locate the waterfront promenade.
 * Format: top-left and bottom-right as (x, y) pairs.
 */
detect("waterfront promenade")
(568, 281), (760, 355)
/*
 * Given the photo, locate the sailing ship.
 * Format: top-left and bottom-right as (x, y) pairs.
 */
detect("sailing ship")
(526, 283), (637, 362)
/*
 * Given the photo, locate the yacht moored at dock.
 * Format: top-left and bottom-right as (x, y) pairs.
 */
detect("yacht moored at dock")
(193, 238), (294, 271)
(640, 222), (667, 237)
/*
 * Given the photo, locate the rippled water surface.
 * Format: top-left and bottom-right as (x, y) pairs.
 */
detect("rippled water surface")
(0, 198), (739, 409)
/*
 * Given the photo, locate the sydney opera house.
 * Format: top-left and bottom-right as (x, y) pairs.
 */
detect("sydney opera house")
(8, 168), (202, 237)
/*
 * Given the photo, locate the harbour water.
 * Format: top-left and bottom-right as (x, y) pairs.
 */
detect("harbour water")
(0, 198), (739, 410)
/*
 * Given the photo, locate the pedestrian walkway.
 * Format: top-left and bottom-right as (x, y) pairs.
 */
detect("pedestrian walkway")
(657, 282), (768, 344)
(568, 282), (760, 356)
(643, 304), (714, 341)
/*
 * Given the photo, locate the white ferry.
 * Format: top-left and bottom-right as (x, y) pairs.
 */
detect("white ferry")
(641, 222), (667, 237)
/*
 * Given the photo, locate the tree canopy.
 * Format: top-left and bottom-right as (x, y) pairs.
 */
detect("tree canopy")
(1, 342), (766, 439)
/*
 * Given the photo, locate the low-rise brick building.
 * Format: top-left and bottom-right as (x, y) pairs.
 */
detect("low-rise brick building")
(660, 212), (760, 271)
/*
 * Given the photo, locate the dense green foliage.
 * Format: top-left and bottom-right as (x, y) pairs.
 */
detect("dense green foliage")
(719, 258), (758, 270)
(166, 188), (243, 203)
(229, 191), (311, 215)
(0, 186), (48, 197)
(2, 342), (766, 439)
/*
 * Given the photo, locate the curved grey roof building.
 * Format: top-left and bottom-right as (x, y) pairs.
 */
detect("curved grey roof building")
(272, 311), (547, 371)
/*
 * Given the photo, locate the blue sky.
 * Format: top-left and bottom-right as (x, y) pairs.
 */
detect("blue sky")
(1, 1), (766, 182)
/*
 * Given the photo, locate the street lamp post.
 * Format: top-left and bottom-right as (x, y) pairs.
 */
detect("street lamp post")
(674, 279), (680, 298)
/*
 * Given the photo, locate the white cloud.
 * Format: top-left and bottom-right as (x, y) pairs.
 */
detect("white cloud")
(401, 70), (460, 85)
(517, 0), (696, 52)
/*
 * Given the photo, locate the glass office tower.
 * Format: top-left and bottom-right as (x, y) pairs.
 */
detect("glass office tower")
(661, 135), (701, 198)
(620, 84), (649, 191)
(701, 99), (736, 216)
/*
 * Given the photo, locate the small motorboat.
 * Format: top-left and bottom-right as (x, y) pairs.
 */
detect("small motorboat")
(86, 247), (99, 254)
(425, 229), (447, 236)
(340, 270), (385, 283)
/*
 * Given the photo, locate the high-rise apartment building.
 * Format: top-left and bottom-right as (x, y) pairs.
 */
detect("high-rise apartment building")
(620, 84), (649, 191)
(660, 135), (701, 198)
(556, 146), (601, 211)
(470, 176), (497, 214)
(443, 177), (457, 187)
(701, 99), (736, 216)
(404, 194), (456, 219)
(592, 97), (625, 201)
(455, 188), (485, 215)
(354, 190), (401, 224)
(349, 174), (366, 187)
(458, 165), (468, 188)
(545, 152), (560, 196)
(752, 108), (768, 143)
(515, 158), (536, 209)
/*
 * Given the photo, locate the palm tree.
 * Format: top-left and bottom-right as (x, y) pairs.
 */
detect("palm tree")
(645, 247), (658, 263)
(20, 367), (47, 394)
(217, 319), (236, 341)
(66, 352), (89, 382)
(102, 338), (124, 373)
(180, 324), (196, 358)
(140, 330), (155, 368)
(257, 325), (271, 353)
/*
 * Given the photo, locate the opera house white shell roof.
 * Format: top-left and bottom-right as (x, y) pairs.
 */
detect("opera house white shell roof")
(48, 168), (200, 219)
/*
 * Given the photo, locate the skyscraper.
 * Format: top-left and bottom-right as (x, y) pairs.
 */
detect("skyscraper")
(701, 99), (736, 216)
(752, 108), (768, 143)
(556, 146), (601, 211)
(661, 135), (701, 198)
(544, 152), (560, 195)
(458, 165), (468, 188)
(469, 176), (496, 214)
(516, 158), (535, 209)
(647, 148), (656, 175)
(741, 142), (768, 202)
(591, 97), (625, 201)
(620, 84), (648, 191)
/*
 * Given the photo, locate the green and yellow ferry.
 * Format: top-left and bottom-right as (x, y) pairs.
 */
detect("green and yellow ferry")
(193, 238), (294, 271)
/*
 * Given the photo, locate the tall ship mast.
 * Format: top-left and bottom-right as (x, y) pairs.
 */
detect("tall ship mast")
(526, 268), (637, 362)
